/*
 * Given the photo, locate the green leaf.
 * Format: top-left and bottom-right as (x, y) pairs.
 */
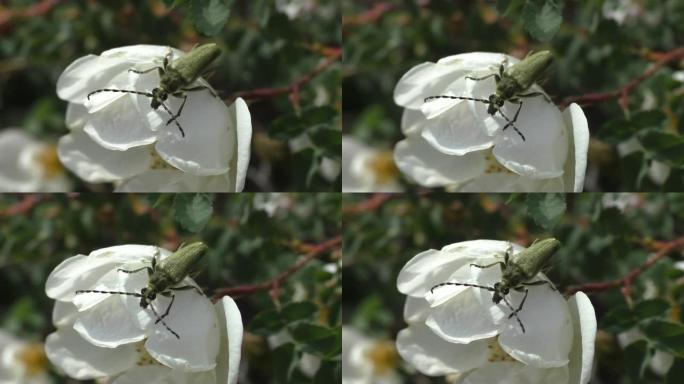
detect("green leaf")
(598, 110), (666, 144)
(634, 299), (670, 319)
(309, 127), (341, 160)
(289, 323), (341, 359)
(496, 0), (526, 15)
(191, 0), (234, 36)
(272, 343), (297, 384)
(666, 358), (684, 383)
(250, 309), (286, 335)
(640, 319), (684, 357)
(174, 194), (214, 233)
(269, 106), (337, 141)
(522, 0), (563, 42)
(638, 131), (684, 167)
(624, 340), (650, 383)
(281, 301), (318, 322)
(524, 193), (566, 230)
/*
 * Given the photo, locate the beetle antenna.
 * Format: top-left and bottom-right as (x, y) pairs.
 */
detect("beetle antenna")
(75, 289), (142, 297)
(148, 301), (180, 339)
(430, 282), (495, 294)
(86, 89), (154, 100)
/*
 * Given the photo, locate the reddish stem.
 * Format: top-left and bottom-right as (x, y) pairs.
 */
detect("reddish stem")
(211, 236), (341, 301)
(342, 193), (393, 215)
(565, 236), (684, 300)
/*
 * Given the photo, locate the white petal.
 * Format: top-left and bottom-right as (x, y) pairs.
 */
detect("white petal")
(492, 96), (567, 178)
(226, 98), (252, 192)
(397, 249), (470, 297)
(401, 108), (425, 136)
(462, 361), (568, 384)
(155, 91), (233, 175)
(394, 134), (486, 187)
(89, 244), (166, 262)
(84, 94), (157, 151)
(101, 45), (183, 64)
(437, 52), (515, 68)
(440, 240), (515, 258)
(215, 296), (244, 384)
(65, 103), (89, 129)
(57, 129), (151, 183)
(404, 296), (431, 324)
(393, 62), (469, 109)
(56, 54), (130, 104)
(115, 169), (231, 192)
(45, 254), (120, 301)
(567, 292), (597, 384)
(73, 294), (147, 348)
(53, 301), (79, 327)
(396, 323), (488, 376)
(420, 101), (494, 156)
(44, 327), (136, 379)
(145, 289), (220, 372)
(457, 172), (565, 192)
(562, 103), (589, 192)
(498, 286), (573, 368)
(112, 365), (216, 384)
(426, 289), (501, 343)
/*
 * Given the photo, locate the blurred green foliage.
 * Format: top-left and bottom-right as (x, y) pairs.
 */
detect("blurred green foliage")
(343, 0), (684, 191)
(0, 193), (341, 383)
(343, 193), (684, 383)
(0, 0), (341, 191)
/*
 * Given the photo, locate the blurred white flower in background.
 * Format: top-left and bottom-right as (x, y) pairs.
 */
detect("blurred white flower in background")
(395, 240), (596, 383)
(276, 0), (316, 19)
(0, 129), (71, 192)
(342, 326), (401, 384)
(602, 0), (642, 25)
(0, 330), (50, 384)
(44, 244), (243, 383)
(56, 45), (252, 192)
(342, 136), (402, 192)
(393, 52), (589, 191)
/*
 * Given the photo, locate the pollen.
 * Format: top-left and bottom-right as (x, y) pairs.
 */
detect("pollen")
(34, 145), (64, 179)
(17, 343), (48, 376)
(483, 152), (514, 175)
(150, 150), (174, 170)
(364, 340), (399, 375)
(134, 342), (161, 366)
(367, 150), (399, 184)
(486, 339), (516, 363)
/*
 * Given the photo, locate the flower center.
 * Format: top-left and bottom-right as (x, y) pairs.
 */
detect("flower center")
(487, 339), (517, 363)
(365, 340), (398, 375)
(483, 152), (514, 175)
(367, 151), (399, 184)
(134, 342), (162, 367)
(17, 343), (47, 376)
(34, 145), (64, 179)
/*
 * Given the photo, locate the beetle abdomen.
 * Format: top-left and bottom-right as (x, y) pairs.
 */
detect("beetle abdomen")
(171, 43), (221, 85)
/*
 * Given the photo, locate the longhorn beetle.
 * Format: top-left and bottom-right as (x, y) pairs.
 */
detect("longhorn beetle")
(424, 51), (554, 141)
(75, 242), (208, 339)
(430, 238), (560, 333)
(86, 43), (221, 138)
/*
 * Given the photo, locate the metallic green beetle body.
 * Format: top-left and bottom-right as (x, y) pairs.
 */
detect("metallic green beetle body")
(87, 43), (221, 137)
(431, 238), (560, 333)
(486, 50), (554, 116)
(143, 242), (208, 307)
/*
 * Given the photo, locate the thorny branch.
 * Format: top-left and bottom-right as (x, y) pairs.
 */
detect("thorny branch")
(211, 236), (341, 304)
(0, 194), (44, 218)
(0, 0), (61, 33)
(342, 193), (394, 215)
(230, 48), (341, 111)
(342, 3), (393, 28)
(565, 236), (684, 302)
(561, 47), (684, 110)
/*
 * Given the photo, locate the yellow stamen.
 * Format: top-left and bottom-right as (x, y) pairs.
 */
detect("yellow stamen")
(368, 151), (399, 184)
(17, 343), (47, 376)
(35, 145), (64, 179)
(365, 340), (398, 375)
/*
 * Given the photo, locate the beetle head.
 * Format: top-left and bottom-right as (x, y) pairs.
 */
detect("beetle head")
(150, 88), (169, 109)
(140, 287), (156, 309)
(487, 95), (504, 115)
(492, 282), (509, 304)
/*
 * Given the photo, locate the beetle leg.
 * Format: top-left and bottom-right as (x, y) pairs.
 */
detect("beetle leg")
(465, 73), (498, 82)
(164, 95), (188, 126)
(507, 289), (529, 320)
(501, 295), (525, 333)
(117, 266), (152, 275)
(523, 279), (556, 291)
(518, 91), (551, 103)
(169, 284), (204, 295)
(148, 301), (180, 339)
(128, 66), (163, 75)
(181, 85), (218, 98)
(155, 294), (176, 323)
(499, 101), (525, 141)
(469, 261), (506, 270)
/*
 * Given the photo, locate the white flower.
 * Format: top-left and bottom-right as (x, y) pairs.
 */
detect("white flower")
(56, 45), (252, 192)
(342, 136), (403, 192)
(44, 244), (243, 383)
(393, 52), (589, 191)
(342, 326), (401, 384)
(0, 129), (71, 192)
(275, 0), (315, 19)
(395, 240), (596, 383)
(0, 330), (50, 384)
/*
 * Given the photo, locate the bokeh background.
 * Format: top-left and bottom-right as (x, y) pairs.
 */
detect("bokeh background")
(0, 0), (341, 191)
(0, 193), (341, 383)
(342, 193), (684, 383)
(343, 0), (684, 191)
